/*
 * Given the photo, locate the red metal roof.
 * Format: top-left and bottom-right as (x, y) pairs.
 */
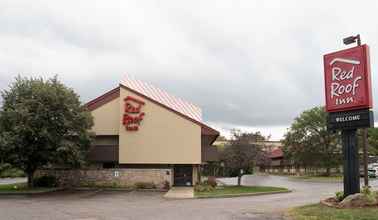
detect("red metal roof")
(269, 148), (284, 159)
(85, 76), (219, 140)
(121, 76), (202, 122)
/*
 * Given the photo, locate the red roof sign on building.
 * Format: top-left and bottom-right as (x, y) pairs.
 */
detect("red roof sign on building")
(323, 45), (372, 112)
(122, 96), (145, 131)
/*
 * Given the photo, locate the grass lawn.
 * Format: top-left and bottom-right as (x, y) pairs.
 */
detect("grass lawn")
(0, 182), (28, 191)
(289, 175), (343, 182)
(289, 204), (378, 220)
(195, 186), (289, 198)
(0, 183), (57, 194)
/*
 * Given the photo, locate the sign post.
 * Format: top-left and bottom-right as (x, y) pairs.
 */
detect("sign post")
(341, 129), (360, 195)
(324, 42), (374, 197)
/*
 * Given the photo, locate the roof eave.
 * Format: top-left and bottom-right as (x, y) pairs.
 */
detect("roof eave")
(85, 86), (120, 111)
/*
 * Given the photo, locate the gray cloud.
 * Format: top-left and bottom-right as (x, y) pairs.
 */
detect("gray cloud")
(2, 0), (378, 139)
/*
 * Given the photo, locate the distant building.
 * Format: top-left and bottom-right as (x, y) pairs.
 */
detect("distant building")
(265, 147), (285, 173)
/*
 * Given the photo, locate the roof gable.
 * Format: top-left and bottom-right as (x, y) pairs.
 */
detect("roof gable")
(85, 77), (220, 139)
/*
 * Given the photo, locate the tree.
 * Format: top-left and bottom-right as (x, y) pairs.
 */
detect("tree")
(0, 125), (5, 164)
(221, 130), (267, 185)
(0, 76), (93, 187)
(215, 135), (227, 141)
(367, 128), (378, 155)
(282, 106), (341, 176)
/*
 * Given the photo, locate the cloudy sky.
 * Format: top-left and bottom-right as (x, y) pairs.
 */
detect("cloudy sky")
(2, 1), (378, 140)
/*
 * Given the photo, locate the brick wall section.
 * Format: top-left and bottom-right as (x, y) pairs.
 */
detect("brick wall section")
(35, 168), (173, 189)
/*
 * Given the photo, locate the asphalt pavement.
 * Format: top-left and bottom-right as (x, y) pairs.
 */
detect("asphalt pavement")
(1, 175), (376, 220)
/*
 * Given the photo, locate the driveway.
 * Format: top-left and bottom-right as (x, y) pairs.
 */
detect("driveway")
(219, 174), (378, 207)
(1, 175), (376, 220)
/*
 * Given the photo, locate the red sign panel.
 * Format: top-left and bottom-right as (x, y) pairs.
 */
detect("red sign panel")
(324, 45), (372, 112)
(122, 96), (145, 131)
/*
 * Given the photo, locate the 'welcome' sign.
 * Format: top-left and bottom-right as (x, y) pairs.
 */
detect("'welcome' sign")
(323, 45), (372, 112)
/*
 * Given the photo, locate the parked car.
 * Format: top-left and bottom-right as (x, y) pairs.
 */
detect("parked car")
(368, 169), (376, 178)
(369, 163), (378, 175)
(360, 168), (377, 178)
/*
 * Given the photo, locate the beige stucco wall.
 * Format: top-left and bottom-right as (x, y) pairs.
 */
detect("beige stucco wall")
(119, 87), (201, 164)
(90, 98), (120, 135)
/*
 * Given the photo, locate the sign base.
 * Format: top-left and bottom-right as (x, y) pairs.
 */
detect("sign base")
(327, 109), (374, 198)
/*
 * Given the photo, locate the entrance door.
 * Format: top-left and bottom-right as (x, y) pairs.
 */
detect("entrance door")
(174, 165), (193, 186)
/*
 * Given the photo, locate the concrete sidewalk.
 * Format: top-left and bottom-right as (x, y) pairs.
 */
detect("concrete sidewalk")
(164, 187), (194, 199)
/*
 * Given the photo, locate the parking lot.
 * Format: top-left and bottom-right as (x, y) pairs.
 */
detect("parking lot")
(1, 175), (377, 220)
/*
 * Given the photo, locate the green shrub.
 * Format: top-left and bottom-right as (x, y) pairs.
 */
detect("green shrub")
(361, 186), (377, 204)
(135, 182), (156, 189)
(0, 164), (25, 178)
(335, 191), (344, 202)
(80, 182), (96, 188)
(194, 183), (214, 192)
(33, 175), (57, 187)
(111, 181), (119, 188)
(361, 186), (372, 195)
(0, 163), (12, 172)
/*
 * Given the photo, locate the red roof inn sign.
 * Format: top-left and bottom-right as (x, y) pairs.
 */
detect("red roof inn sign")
(324, 45), (374, 130)
(324, 45), (372, 112)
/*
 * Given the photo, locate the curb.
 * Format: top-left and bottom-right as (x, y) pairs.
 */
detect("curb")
(74, 187), (168, 192)
(195, 190), (292, 199)
(0, 187), (64, 196)
(74, 187), (133, 192)
(288, 177), (343, 183)
(163, 194), (195, 200)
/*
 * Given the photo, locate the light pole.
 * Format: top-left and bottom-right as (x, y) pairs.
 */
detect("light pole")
(342, 34), (369, 187)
